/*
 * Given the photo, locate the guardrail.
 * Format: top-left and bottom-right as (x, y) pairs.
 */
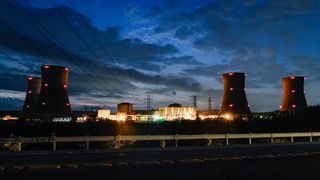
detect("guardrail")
(0, 132), (319, 151)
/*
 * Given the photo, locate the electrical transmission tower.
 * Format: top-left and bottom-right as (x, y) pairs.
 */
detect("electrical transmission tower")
(208, 97), (212, 112)
(144, 95), (153, 111)
(191, 95), (197, 108)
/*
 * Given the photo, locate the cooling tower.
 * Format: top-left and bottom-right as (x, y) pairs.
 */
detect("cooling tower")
(219, 72), (251, 115)
(280, 76), (307, 112)
(22, 77), (41, 115)
(36, 65), (72, 115)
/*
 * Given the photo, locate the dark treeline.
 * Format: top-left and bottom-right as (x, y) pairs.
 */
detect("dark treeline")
(0, 106), (319, 137)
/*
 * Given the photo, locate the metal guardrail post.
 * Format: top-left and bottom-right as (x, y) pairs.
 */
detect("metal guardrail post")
(52, 135), (56, 151)
(17, 136), (22, 152)
(270, 133), (273, 144)
(310, 132), (313, 142)
(174, 134), (178, 148)
(290, 133), (294, 143)
(86, 135), (90, 150)
(114, 135), (120, 149)
(225, 134), (229, 146)
(249, 133), (252, 145)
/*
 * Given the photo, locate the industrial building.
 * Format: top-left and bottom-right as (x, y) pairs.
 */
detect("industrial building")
(280, 76), (308, 112)
(22, 77), (41, 116)
(158, 103), (197, 121)
(117, 102), (133, 114)
(36, 65), (72, 117)
(219, 72), (251, 116)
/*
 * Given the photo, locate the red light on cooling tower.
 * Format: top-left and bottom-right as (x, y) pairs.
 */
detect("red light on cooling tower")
(292, 104), (296, 108)
(229, 104), (233, 107)
(228, 73), (234, 76)
(44, 65), (50, 69)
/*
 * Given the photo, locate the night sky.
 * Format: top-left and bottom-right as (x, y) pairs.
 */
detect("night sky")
(0, 0), (319, 112)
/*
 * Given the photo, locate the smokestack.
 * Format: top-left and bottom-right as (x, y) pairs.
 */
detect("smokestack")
(219, 72), (251, 115)
(36, 65), (72, 115)
(280, 76), (307, 112)
(22, 77), (41, 115)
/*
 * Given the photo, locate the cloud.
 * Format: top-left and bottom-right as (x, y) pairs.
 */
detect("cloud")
(124, 4), (138, 16)
(0, 1), (207, 110)
(0, 98), (24, 110)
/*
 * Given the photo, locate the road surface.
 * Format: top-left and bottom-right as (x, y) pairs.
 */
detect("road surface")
(1, 143), (320, 179)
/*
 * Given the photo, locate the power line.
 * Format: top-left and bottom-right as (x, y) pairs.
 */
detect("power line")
(7, 1), (115, 96)
(67, 0), (127, 89)
(46, 0), (128, 94)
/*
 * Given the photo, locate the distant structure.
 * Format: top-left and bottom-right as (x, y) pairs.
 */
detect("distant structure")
(22, 77), (41, 116)
(191, 95), (197, 108)
(36, 65), (72, 116)
(158, 103), (197, 121)
(208, 97), (212, 112)
(117, 102), (133, 114)
(219, 72), (251, 115)
(144, 95), (153, 111)
(280, 76), (308, 112)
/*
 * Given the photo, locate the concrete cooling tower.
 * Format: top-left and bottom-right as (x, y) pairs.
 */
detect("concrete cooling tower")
(219, 72), (251, 115)
(22, 77), (41, 115)
(280, 76), (308, 112)
(36, 65), (72, 115)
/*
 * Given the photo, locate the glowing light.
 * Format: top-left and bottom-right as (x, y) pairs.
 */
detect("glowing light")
(26, 105), (29, 108)
(228, 73), (234, 76)
(28, 77), (33, 80)
(244, 88), (246, 91)
(248, 104), (251, 107)
(66, 103), (70, 106)
(44, 65), (50, 69)
(65, 67), (69, 71)
(42, 102), (46, 106)
(291, 90), (296, 93)
(280, 105), (282, 109)
(63, 85), (67, 88)
(244, 73), (247, 76)
(44, 83), (48, 87)
(223, 114), (233, 120)
(290, 76), (295, 79)
(229, 104), (233, 107)
(28, 90), (32, 94)
(229, 87), (234, 91)
(292, 104), (296, 108)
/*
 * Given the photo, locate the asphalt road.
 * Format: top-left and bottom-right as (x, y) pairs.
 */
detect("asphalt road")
(1, 143), (320, 179)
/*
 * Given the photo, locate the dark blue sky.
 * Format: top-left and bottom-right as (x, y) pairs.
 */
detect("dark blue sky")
(0, 0), (319, 111)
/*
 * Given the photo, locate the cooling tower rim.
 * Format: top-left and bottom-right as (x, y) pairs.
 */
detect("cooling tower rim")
(27, 76), (41, 80)
(282, 76), (305, 80)
(41, 65), (69, 70)
(222, 72), (247, 77)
